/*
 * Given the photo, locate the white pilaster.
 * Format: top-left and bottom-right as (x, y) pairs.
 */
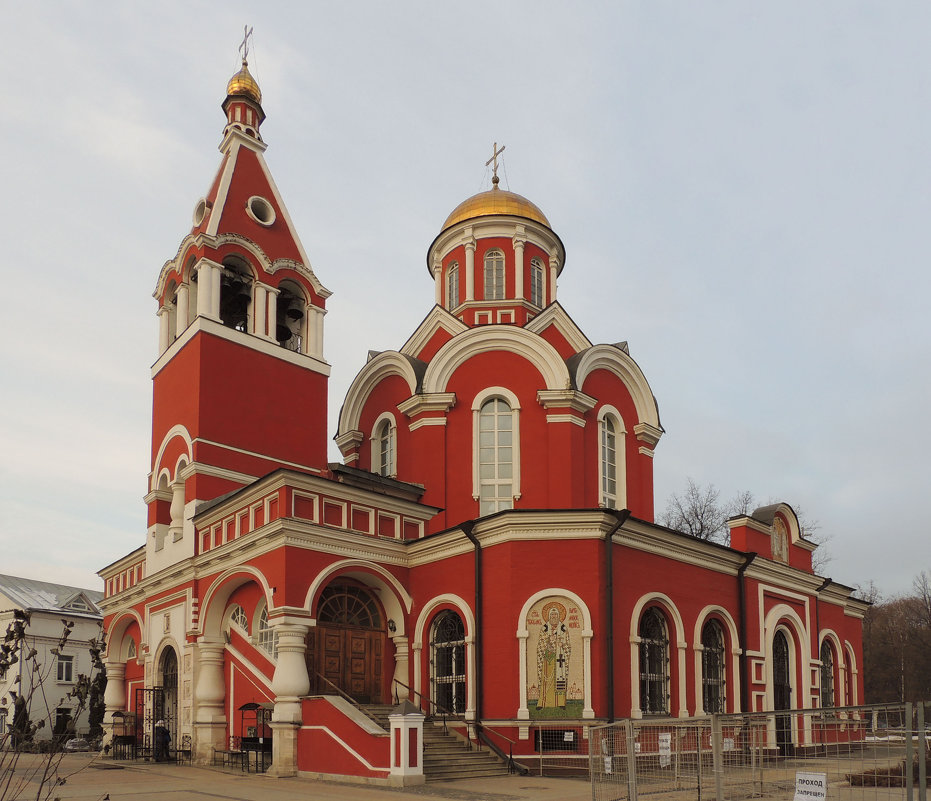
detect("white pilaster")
(158, 307), (171, 353)
(464, 235), (476, 301)
(176, 284), (189, 338)
(548, 254), (559, 304)
(432, 262), (442, 305)
(253, 283), (269, 338)
(512, 235), (525, 300)
(266, 286), (279, 343)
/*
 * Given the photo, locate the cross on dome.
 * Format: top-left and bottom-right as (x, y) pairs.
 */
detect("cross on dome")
(485, 142), (505, 187)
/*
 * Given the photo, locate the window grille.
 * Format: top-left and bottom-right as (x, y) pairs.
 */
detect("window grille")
(820, 640), (835, 708)
(639, 607), (668, 715)
(317, 585), (381, 629)
(431, 611), (466, 715)
(230, 605), (249, 633)
(701, 619), (726, 714)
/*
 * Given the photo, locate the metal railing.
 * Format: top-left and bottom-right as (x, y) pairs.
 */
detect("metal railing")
(591, 702), (930, 801)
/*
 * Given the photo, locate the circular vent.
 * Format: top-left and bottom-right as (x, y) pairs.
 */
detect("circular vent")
(246, 195), (276, 226)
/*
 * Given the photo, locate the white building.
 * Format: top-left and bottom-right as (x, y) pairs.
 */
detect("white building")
(0, 575), (103, 740)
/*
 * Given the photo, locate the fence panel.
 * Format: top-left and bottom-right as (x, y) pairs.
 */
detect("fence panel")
(529, 723), (593, 778)
(591, 703), (929, 801)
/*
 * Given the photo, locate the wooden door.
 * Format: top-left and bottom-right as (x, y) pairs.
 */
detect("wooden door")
(308, 626), (384, 704)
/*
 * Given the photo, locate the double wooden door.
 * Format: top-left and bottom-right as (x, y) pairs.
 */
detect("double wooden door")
(308, 625), (384, 704)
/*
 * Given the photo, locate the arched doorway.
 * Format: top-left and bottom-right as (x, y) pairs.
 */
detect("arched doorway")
(160, 647), (179, 748)
(430, 611), (466, 715)
(307, 583), (386, 704)
(773, 630), (793, 755)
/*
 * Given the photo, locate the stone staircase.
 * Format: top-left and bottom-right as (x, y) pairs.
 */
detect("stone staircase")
(357, 704), (510, 782)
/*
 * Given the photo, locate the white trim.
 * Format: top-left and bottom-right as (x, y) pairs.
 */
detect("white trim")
(691, 607), (741, 715)
(299, 725), (390, 773)
(338, 351), (419, 437)
(150, 425), (194, 491)
(574, 345), (661, 434)
(629, 593), (688, 718)
(198, 566), (274, 638)
(515, 588), (594, 720)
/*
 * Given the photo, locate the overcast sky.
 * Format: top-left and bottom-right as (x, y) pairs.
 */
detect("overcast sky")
(1, 3), (928, 600)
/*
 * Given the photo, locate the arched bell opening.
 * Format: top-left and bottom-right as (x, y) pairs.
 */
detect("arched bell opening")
(275, 280), (306, 352)
(219, 257), (253, 332)
(306, 581), (388, 704)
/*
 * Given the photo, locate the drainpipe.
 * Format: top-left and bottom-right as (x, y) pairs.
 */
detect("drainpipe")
(737, 553), (757, 714)
(605, 510), (630, 722)
(814, 577), (832, 699)
(461, 521), (481, 722)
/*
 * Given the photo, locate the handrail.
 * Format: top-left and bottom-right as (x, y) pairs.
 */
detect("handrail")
(392, 679), (458, 735)
(476, 724), (530, 775)
(312, 671), (360, 708)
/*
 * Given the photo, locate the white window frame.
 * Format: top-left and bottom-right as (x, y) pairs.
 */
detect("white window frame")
(597, 406), (626, 509)
(229, 604), (249, 633)
(530, 258), (545, 307)
(483, 249), (505, 300)
(255, 606), (278, 659)
(447, 262), (460, 309)
(472, 387), (521, 515)
(57, 654), (74, 683)
(370, 412), (397, 478)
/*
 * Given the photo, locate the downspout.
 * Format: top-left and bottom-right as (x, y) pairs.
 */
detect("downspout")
(814, 577), (832, 701)
(461, 521), (481, 722)
(605, 510), (630, 722)
(737, 553), (757, 714)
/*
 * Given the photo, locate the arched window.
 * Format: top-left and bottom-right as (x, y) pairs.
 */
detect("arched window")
(483, 250), (505, 300)
(772, 518), (789, 563)
(371, 415), (396, 478)
(478, 397), (514, 515)
(431, 611), (466, 715)
(639, 607), (669, 715)
(230, 605), (249, 633)
(127, 639), (137, 659)
(447, 263), (460, 309)
(701, 620), (726, 714)
(530, 258), (545, 307)
(317, 585), (381, 628)
(600, 417), (617, 508)
(820, 640), (835, 708)
(256, 607), (277, 658)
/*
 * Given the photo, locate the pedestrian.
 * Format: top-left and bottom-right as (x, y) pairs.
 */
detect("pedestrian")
(154, 720), (171, 762)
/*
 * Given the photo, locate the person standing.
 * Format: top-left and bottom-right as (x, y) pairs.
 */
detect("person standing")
(154, 720), (171, 762)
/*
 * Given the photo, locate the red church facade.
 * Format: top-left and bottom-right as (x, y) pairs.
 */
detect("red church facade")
(98, 53), (866, 782)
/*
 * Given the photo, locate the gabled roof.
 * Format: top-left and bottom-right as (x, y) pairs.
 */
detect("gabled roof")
(0, 574), (103, 618)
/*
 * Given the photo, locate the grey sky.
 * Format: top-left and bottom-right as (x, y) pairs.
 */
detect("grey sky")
(1, 3), (928, 598)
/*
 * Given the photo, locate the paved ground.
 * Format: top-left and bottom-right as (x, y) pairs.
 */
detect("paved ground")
(4, 753), (595, 801)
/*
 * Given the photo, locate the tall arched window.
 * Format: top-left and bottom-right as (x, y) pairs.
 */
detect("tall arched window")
(478, 398), (514, 515)
(820, 640), (835, 708)
(530, 258), (545, 307)
(639, 607), (669, 715)
(600, 417), (617, 508)
(483, 250), (505, 300)
(701, 619), (726, 714)
(447, 263), (459, 309)
(371, 415), (396, 478)
(431, 611), (466, 715)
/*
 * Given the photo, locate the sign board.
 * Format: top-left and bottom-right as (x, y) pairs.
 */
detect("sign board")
(794, 772), (827, 801)
(723, 737), (735, 751)
(658, 732), (672, 767)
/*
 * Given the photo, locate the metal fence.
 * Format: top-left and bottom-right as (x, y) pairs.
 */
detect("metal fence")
(591, 703), (929, 801)
(527, 723), (594, 777)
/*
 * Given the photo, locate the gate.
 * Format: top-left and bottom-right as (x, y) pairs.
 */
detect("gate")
(134, 687), (166, 760)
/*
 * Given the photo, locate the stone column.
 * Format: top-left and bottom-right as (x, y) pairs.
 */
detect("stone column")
(253, 283), (268, 338)
(193, 639), (227, 764)
(196, 261), (219, 320)
(169, 480), (185, 542)
(391, 636), (410, 702)
(548, 254), (559, 304)
(389, 701), (425, 786)
(432, 261), (442, 306)
(102, 661), (126, 750)
(176, 284), (189, 337)
(267, 621), (310, 777)
(512, 235), (525, 300)
(158, 306), (171, 353)
(266, 286), (279, 343)
(464, 235), (476, 301)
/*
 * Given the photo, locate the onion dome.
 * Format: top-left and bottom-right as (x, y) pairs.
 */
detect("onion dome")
(226, 59), (262, 104)
(440, 181), (551, 234)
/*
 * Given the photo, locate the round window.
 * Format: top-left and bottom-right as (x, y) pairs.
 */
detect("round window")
(246, 195), (276, 226)
(192, 197), (209, 226)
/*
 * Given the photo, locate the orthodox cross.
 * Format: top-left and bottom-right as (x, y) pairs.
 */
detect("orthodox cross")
(239, 25), (254, 61)
(485, 142), (506, 185)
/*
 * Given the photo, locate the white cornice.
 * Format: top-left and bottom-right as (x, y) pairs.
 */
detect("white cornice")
(151, 317), (331, 378)
(397, 392), (457, 418)
(633, 422), (663, 447)
(537, 389), (598, 413)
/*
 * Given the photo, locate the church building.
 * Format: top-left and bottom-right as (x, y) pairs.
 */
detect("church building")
(98, 50), (867, 782)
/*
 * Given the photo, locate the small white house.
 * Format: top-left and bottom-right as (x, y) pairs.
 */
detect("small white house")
(0, 574), (103, 740)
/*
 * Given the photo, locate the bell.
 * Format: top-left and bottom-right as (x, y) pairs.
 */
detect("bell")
(275, 324), (292, 343)
(286, 307), (303, 321)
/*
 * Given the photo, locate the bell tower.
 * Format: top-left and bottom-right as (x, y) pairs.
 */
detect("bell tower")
(145, 46), (331, 569)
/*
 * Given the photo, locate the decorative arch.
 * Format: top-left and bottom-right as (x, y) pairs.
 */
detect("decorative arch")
(422, 326), (570, 394)
(692, 606), (741, 714)
(198, 566), (273, 639)
(104, 609), (146, 660)
(763, 604), (811, 749)
(150, 425), (193, 491)
(574, 345), (661, 432)
(516, 588), (594, 720)
(629, 593), (688, 718)
(338, 352), (420, 436)
(412, 594), (477, 720)
(303, 560), (413, 637)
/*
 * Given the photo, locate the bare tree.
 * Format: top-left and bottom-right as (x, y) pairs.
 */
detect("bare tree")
(660, 478), (731, 543)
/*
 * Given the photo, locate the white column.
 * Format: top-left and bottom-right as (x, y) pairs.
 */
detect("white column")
(391, 636), (409, 702)
(169, 480), (185, 542)
(102, 661), (126, 751)
(512, 236), (525, 301)
(158, 307), (171, 353)
(266, 286), (279, 343)
(268, 621), (309, 778)
(464, 237), (476, 301)
(432, 261), (442, 306)
(176, 284), (189, 337)
(197, 262), (219, 320)
(193, 639), (227, 763)
(548, 254), (559, 304)
(211, 263), (223, 320)
(253, 284), (268, 338)
(314, 306), (325, 359)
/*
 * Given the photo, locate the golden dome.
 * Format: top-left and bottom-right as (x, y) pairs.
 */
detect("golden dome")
(441, 185), (551, 232)
(226, 59), (262, 104)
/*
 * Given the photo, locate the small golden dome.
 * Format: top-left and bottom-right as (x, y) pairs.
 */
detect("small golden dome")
(441, 185), (551, 232)
(226, 59), (262, 104)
